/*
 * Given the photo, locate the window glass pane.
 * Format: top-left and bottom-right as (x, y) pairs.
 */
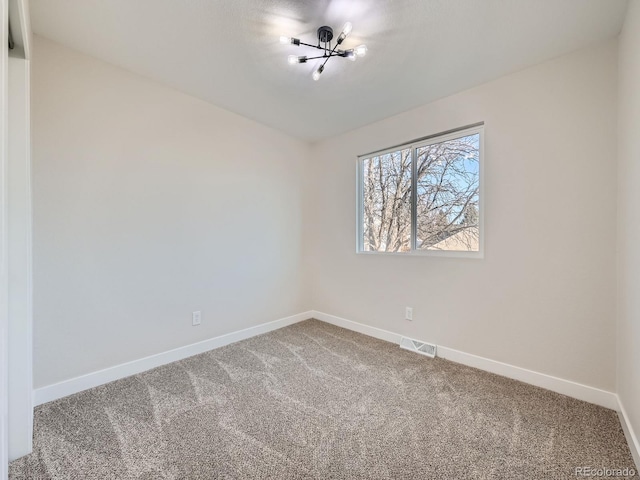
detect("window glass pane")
(415, 133), (480, 251)
(362, 148), (412, 252)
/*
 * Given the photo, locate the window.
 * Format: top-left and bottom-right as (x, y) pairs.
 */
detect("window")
(357, 125), (483, 256)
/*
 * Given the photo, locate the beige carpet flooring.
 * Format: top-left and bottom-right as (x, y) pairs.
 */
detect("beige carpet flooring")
(9, 319), (638, 479)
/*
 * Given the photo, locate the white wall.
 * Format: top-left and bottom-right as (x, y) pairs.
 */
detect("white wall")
(0, 0), (9, 474)
(7, 54), (31, 461)
(309, 41), (618, 391)
(31, 37), (311, 388)
(617, 0), (640, 461)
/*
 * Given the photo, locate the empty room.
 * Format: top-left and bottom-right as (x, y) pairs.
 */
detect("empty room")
(1, 0), (640, 478)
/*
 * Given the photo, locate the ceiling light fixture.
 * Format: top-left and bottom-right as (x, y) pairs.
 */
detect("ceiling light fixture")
(280, 22), (367, 81)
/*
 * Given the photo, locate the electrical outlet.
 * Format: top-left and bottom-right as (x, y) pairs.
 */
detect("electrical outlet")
(405, 307), (413, 321)
(192, 311), (201, 326)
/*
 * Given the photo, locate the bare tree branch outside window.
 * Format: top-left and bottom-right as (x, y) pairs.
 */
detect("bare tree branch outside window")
(362, 149), (412, 252)
(361, 133), (480, 253)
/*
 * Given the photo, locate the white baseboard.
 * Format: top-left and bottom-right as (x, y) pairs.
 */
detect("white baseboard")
(436, 345), (618, 410)
(33, 309), (623, 417)
(34, 311), (313, 406)
(312, 311), (403, 344)
(617, 396), (640, 470)
(311, 311), (618, 410)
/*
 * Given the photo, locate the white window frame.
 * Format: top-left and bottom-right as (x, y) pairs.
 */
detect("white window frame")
(356, 123), (484, 258)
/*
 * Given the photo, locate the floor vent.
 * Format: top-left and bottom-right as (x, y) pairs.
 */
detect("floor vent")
(400, 337), (437, 358)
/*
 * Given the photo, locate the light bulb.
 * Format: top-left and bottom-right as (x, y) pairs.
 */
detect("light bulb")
(288, 55), (298, 65)
(312, 65), (324, 81)
(355, 44), (368, 57)
(280, 36), (291, 44)
(345, 49), (357, 61)
(342, 22), (353, 36)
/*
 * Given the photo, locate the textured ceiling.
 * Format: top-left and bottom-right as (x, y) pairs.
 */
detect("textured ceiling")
(30, 0), (629, 141)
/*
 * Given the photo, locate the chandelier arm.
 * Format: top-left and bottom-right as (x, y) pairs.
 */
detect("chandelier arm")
(299, 41), (325, 50)
(298, 45), (348, 58)
(297, 42), (348, 56)
(303, 53), (344, 61)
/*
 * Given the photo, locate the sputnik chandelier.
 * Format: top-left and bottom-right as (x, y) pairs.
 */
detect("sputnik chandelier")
(280, 22), (367, 81)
